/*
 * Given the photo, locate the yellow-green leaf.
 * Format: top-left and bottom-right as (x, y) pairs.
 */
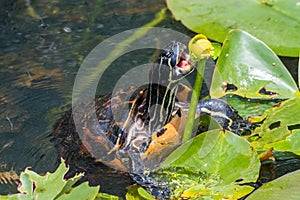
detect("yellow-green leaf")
(251, 92), (300, 152)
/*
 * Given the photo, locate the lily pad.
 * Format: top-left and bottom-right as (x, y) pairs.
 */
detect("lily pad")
(264, 130), (300, 155)
(166, 0), (300, 57)
(251, 92), (300, 152)
(247, 169), (300, 200)
(0, 159), (120, 200)
(57, 182), (99, 200)
(150, 166), (221, 199)
(126, 185), (155, 200)
(16, 159), (87, 199)
(210, 30), (298, 99)
(157, 129), (260, 199)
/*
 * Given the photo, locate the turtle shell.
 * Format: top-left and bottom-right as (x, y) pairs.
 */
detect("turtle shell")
(50, 83), (191, 194)
(50, 90), (139, 196)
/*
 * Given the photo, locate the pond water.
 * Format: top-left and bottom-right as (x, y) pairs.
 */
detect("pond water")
(0, 0), (299, 197)
(0, 0), (193, 195)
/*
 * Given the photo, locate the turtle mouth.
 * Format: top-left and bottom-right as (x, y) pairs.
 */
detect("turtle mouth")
(176, 49), (195, 75)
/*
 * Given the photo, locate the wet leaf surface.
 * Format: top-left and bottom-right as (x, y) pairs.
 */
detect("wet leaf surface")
(210, 30), (298, 99)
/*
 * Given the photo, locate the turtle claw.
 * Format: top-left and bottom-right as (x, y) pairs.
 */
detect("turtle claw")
(108, 129), (125, 154)
(108, 138), (121, 154)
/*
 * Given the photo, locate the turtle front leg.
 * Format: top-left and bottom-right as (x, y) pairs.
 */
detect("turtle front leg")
(142, 109), (185, 167)
(196, 99), (254, 135)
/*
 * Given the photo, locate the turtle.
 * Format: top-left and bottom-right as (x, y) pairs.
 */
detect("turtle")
(51, 41), (253, 198)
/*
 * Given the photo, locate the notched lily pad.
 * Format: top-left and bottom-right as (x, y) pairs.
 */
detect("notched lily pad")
(0, 159), (120, 200)
(264, 130), (300, 155)
(250, 92), (300, 153)
(210, 30), (298, 99)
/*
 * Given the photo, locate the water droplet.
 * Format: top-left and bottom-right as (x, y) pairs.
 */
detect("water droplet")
(225, 53), (229, 57)
(63, 27), (72, 33)
(272, 62), (276, 66)
(97, 24), (104, 29)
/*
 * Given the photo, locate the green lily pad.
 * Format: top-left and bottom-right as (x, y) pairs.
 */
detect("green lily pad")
(95, 193), (122, 200)
(0, 159), (120, 200)
(157, 129), (260, 199)
(166, 0), (300, 57)
(57, 182), (99, 200)
(11, 159), (85, 200)
(126, 185), (155, 200)
(210, 30), (298, 99)
(264, 130), (300, 155)
(247, 169), (300, 200)
(251, 92), (300, 152)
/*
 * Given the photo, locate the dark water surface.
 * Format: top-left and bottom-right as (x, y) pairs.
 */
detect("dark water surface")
(0, 0), (193, 195)
(0, 0), (299, 197)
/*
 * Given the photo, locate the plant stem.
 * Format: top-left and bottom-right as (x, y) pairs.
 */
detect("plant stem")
(182, 59), (206, 142)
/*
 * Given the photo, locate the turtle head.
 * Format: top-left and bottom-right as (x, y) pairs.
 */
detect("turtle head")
(158, 41), (195, 82)
(146, 41), (196, 131)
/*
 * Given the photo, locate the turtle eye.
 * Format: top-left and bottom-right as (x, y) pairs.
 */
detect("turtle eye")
(160, 50), (178, 68)
(161, 50), (173, 58)
(160, 50), (174, 61)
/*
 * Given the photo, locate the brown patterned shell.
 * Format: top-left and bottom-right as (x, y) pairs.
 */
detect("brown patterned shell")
(50, 91), (138, 196)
